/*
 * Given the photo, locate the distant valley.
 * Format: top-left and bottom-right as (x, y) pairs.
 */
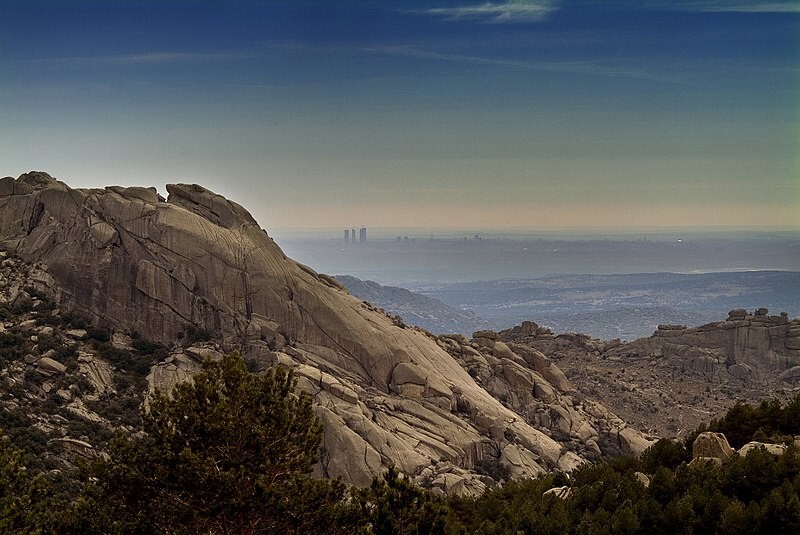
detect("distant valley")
(334, 275), (491, 335)
(339, 271), (800, 340)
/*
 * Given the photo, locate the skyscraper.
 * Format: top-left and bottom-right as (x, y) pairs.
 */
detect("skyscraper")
(359, 227), (366, 243)
(344, 229), (350, 242)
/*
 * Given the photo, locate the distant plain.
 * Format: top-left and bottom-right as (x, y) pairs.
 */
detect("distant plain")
(278, 230), (800, 339)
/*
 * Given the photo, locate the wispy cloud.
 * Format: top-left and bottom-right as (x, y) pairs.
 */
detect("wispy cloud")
(364, 45), (688, 84)
(19, 51), (251, 67)
(106, 52), (246, 64)
(658, 1), (800, 13)
(411, 0), (559, 23)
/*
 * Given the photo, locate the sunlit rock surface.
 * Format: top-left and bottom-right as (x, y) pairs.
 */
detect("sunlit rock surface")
(0, 172), (651, 492)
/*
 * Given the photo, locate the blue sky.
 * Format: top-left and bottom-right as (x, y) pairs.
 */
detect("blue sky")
(1, 0), (798, 230)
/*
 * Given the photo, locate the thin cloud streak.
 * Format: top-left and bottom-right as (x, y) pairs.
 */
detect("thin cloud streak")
(16, 51), (252, 67)
(411, 1), (559, 23)
(660, 1), (800, 13)
(364, 45), (689, 84)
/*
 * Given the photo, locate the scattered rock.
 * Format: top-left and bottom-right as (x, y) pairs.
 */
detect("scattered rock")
(52, 437), (98, 459)
(634, 471), (650, 488)
(543, 486), (572, 499)
(37, 357), (67, 375)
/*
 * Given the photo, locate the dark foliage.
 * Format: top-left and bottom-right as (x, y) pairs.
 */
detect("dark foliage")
(0, 434), (47, 532)
(183, 324), (213, 344)
(61, 354), (360, 534)
(4, 343), (800, 534)
(445, 395), (800, 534)
(0, 408), (50, 459)
(0, 302), (12, 322)
(356, 465), (448, 535)
(0, 331), (30, 364)
(85, 327), (110, 343)
(691, 395), (800, 450)
(58, 312), (90, 331)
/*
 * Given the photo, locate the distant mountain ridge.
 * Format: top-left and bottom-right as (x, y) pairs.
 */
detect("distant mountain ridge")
(335, 275), (490, 335)
(334, 272), (800, 341)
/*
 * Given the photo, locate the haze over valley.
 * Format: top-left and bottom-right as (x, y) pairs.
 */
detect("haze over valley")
(280, 231), (800, 339)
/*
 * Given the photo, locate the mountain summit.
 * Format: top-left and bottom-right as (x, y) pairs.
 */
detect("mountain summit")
(0, 172), (650, 493)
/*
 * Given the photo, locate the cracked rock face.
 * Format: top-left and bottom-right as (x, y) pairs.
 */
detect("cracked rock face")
(0, 172), (651, 492)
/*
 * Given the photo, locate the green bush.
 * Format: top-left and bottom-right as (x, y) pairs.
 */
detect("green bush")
(60, 312), (89, 330)
(0, 331), (29, 364)
(184, 324), (213, 344)
(86, 327), (110, 343)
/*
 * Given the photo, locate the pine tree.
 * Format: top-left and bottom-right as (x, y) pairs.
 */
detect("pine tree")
(356, 465), (447, 535)
(0, 434), (45, 534)
(69, 353), (356, 534)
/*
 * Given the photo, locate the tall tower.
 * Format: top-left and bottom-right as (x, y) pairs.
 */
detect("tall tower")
(359, 227), (366, 243)
(344, 229), (350, 243)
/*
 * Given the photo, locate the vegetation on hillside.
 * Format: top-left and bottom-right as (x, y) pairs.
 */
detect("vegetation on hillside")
(3, 347), (800, 533)
(443, 395), (800, 534)
(55, 354), (357, 534)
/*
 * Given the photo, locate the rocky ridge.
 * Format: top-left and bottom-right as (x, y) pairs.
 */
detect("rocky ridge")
(0, 172), (651, 495)
(500, 313), (800, 438)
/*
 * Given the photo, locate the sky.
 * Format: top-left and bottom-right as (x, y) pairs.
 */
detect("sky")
(1, 0), (798, 231)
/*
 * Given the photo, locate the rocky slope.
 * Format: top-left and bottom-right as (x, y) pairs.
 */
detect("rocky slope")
(0, 172), (651, 495)
(500, 312), (800, 438)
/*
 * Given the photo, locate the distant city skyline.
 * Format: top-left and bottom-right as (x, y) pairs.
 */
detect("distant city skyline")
(344, 226), (367, 243)
(1, 1), (798, 231)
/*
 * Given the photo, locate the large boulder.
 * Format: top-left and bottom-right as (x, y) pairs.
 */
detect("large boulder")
(738, 441), (787, 457)
(692, 432), (734, 463)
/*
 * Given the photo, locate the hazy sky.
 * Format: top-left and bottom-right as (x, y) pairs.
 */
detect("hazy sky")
(1, 1), (798, 231)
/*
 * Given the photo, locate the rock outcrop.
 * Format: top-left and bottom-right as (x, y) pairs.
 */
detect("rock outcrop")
(692, 431), (734, 464)
(0, 172), (650, 492)
(439, 331), (651, 462)
(692, 433), (789, 465)
(500, 312), (800, 439)
(738, 441), (787, 457)
(611, 309), (799, 380)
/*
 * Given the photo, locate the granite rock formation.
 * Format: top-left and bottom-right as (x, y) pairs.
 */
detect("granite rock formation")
(613, 309), (799, 380)
(692, 431), (734, 464)
(500, 313), (800, 438)
(0, 172), (650, 492)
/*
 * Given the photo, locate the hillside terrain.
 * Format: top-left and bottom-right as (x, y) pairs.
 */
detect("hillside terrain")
(3, 171), (800, 534)
(335, 275), (491, 335)
(499, 312), (800, 438)
(0, 172), (651, 496)
(335, 272), (800, 439)
(4, 170), (799, 509)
